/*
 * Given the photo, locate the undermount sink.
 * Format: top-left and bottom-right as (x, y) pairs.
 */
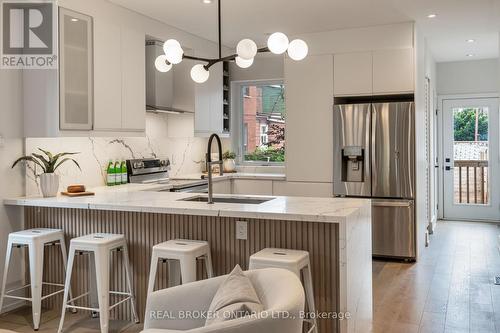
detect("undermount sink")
(179, 195), (274, 205)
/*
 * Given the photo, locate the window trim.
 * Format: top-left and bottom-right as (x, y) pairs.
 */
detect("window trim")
(230, 79), (285, 166)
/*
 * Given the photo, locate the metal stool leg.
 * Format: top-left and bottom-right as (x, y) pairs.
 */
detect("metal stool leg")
(302, 265), (318, 333)
(167, 260), (181, 287)
(147, 252), (159, 296)
(94, 248), (110, 333)
(122, 245), (139, 323)
(58, 245), (76, 333)
(58, 236), (76, 313)
(29, 242), (44, 331)
(88, 252), (99, 314)
(205, 251), (214, 279)
(0, 238), (13, 314)
(180, 257), (197, 284)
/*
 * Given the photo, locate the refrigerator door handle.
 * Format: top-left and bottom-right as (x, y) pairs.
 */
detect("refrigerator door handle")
(372, 200), (413, 207)
(371, 107), (377, 194)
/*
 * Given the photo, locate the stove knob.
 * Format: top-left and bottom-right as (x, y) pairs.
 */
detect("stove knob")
(160, 160), (165, 166)
(133, 162), (142, 169)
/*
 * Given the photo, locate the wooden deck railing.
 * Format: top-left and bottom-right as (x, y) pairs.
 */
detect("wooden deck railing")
(454, 160), (489, 204)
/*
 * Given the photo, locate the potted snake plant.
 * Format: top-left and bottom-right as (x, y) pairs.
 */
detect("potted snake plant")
(12, 148), (81, 197)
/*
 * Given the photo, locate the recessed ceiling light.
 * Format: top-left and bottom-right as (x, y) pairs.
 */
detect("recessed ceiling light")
(466, 39), (476, 43)
(202, 0), (212, 3)
(466, 54), (475, 57)
(71, 18), (78, 22)
(427, 14), (437, 18)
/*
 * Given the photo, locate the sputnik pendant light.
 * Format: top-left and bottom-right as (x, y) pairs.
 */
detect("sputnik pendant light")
(154, 0), (308, 83)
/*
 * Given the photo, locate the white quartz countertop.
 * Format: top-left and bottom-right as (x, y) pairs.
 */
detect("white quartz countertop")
(4, 190), (370, 224)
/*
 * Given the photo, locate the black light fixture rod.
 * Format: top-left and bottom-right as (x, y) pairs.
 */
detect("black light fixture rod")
(203, 47), (270, 69)
(218, 0), (222, 58)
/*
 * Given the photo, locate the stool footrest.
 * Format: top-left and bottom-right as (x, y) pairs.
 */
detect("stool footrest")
(41, 289), (64, 300)
(5, 282), (65, 301)
(66, 304), (99, 312)
(109, 296), (132, 310)
(66, 291), (133, 311)
(3, 295), (31, 301)
(305, 319), (316, 333)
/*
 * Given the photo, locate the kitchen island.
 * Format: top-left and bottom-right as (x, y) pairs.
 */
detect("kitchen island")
(4, 192), (372, 333)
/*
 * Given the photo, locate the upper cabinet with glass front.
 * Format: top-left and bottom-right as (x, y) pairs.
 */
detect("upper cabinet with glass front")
(59, 7), (93, 130)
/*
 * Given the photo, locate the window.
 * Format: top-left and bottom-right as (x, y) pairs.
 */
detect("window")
(235, 81), (285, 164)
(260, 124), (269, 145)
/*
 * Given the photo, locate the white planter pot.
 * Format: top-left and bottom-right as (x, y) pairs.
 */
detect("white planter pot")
(40, 173), (60, 197)
(223, 159), (236, 172)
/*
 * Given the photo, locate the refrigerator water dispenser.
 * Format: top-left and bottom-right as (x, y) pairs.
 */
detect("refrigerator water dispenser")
(341, 146), (364, 182)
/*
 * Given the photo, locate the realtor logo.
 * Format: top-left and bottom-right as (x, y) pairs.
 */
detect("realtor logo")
(1, 0), (57, 69)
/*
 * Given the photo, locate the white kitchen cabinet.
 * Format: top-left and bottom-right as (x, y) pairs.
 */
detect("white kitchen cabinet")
(93, 20), (121, 131)
(212, 179), (232, 194)
(272, 181), (332, 197)
(333, 52), (372, 96)
(373, 48), (414, 94)
(121, 27), (145, 131)
(194, 62), (224, 136)
(59, 8), (93, 131)
(232, 179), (273, 195)
(285, 55), (334, 183)
(94, 22), (145, 132)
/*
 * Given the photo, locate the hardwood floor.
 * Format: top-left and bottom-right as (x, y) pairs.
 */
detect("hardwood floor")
(0, 221), (498, 333)
(373, 221), (500, 333)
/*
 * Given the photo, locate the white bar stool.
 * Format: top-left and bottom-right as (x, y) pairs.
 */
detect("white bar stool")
(58, 233), (139, 333)
(249, 248), (318, 333)
(147, 239), (213, 295)
(0, 228), (74, 331)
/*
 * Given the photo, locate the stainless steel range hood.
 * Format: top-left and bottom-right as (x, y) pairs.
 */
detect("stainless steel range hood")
(146, 40), (194, 114)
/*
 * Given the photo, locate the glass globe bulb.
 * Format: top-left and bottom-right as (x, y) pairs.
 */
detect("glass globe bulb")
(235, 56), (253, 69)
(165, 45), (184, 64)
(190, 64), (210, 83)
(163, 39), (181, 53)
(267, 32), (289, 54)
(236, 39), (257, 60)
(287, 39), (308, 61)
(154, 55), (172, 72)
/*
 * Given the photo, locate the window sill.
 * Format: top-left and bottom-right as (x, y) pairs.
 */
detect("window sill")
(236, 164), (285, 174)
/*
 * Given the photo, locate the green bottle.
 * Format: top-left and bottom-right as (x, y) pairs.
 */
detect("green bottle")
(121, 160), (128, 184)
(106, 160), (115, 186)
(114, 160), (121, 185)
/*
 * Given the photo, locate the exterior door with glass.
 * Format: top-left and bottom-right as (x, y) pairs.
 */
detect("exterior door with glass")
(442, 97), (499, 221)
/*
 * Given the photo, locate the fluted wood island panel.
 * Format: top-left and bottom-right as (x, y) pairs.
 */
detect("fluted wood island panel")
(26, 207), (340, 333)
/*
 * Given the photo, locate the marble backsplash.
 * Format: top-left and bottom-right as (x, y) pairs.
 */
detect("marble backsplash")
(24, 113), (230, 196)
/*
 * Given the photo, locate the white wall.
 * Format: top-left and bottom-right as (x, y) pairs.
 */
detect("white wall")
(296, 22), (414, 55)
(229, 56), (284, 82)
(415, 26), (438, 258)
(437, 59), (499, 95)
(0, 70), (25, 313)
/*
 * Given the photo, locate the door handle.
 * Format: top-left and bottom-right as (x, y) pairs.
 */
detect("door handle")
(372, 201), (413, 207)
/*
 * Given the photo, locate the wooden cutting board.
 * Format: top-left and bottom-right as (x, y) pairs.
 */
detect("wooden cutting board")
(61, 191), (95, 197)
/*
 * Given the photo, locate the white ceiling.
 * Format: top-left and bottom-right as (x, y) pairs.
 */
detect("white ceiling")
(110, 0), (500, 62)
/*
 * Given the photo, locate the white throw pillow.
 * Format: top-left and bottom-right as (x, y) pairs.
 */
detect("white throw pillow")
(205, 265), (264, 326)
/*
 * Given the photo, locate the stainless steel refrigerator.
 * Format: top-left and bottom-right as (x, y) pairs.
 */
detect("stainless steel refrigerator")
(333, 101), (416, 259)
